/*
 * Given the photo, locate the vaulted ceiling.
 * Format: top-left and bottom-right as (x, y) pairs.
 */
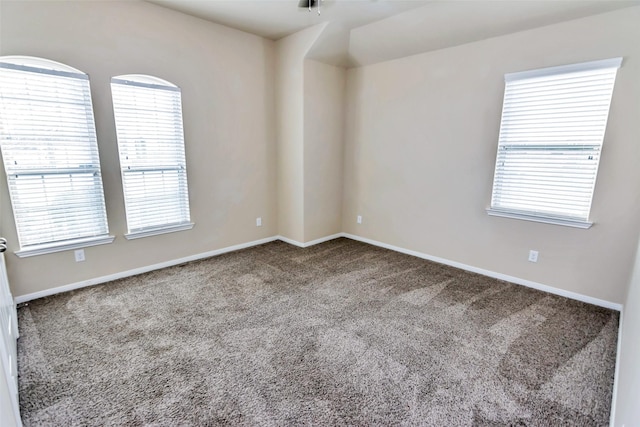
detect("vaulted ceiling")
(148, 0), (639, 66)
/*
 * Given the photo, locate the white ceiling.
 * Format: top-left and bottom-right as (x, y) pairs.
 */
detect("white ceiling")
(348, 0), (640, 66)
(148, 0), (430, 40)
(148, 0), (639, 66)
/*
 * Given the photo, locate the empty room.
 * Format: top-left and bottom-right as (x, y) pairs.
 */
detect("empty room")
(0, 0), (639, 425)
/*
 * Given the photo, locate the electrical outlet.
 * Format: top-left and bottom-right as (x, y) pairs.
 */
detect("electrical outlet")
(74, 249), (85, 262)
(256, 217), (262, 227)
(357, 215), (362, 224)
(528, 250), (538, 263)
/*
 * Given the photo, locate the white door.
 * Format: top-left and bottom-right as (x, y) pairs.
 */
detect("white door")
(0, 239), (21, 427)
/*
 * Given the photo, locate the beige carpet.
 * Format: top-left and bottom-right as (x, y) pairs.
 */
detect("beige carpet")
(17, 238), (618, 426)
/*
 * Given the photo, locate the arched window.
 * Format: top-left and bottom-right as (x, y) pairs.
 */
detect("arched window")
(111, 75), (192, 238)
(0, 56), (113, 256)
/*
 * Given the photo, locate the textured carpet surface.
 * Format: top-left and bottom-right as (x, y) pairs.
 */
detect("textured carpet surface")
(17, 238), (618, 426)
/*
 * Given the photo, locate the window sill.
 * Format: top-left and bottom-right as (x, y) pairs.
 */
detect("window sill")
(124, 223), (194, 240)
(486, 208), (593, 229)
(15, 235), (115, 258)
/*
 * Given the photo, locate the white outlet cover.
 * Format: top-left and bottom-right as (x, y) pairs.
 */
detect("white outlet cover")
(256, 217), (262, 227)
(74, 249), (85, 262)
(528, 250), (538, 263)
(357, 215), (362, 224)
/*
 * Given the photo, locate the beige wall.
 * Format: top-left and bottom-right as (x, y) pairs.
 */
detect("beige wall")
(0, 0), (277, 297)
(614, 237), (640, 425)
(1, 0), (639, 308)
(303, 59), (345, 241)
(275, 24), (326, 242)
(343, 7), (640, 304)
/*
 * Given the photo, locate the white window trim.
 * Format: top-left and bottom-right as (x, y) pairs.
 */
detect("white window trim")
(486, 208), (592, 229)
(505, 57), (622, 82)
(124, 222), (194, 240)
(15, 235), (115, 258)
(488, 57), (622, 228)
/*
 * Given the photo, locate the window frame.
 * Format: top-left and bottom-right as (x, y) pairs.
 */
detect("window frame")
(0, 56), (114, 257)
(110, 74), (193, 239)
(487, 57), (622, 229)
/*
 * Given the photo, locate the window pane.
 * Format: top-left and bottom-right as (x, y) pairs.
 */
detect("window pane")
(490, 58), (621, 223)
(111, 75), (191, 235)
(8, 173), (109, 245)
(0, 57), (110, 249)
(122, 169), (189, 231)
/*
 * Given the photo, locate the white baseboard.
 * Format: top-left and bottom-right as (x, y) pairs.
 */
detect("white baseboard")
(275, 235), (305, 247)
(14, 234), (345, 303)
(276, 233), (343, 248)
(342, 233), (622, 311)
(15, 231), (621, 312)
(14, 236), (279, 304)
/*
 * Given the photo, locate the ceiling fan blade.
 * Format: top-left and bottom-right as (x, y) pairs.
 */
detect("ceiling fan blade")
(298, 0), (316, 8)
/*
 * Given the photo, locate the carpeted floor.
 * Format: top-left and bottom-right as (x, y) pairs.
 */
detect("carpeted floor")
(17, 238), (618, 426)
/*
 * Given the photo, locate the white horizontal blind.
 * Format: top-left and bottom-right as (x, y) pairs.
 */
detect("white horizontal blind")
(490, 58), (621, 223)
(111, 75), (191, 235)
(0, 58), (110, 249)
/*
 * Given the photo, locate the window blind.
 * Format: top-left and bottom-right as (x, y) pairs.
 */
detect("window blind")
(111, 75), (191, 237)
(489, 58), (621, 227)
(0, 57), (111, 252)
